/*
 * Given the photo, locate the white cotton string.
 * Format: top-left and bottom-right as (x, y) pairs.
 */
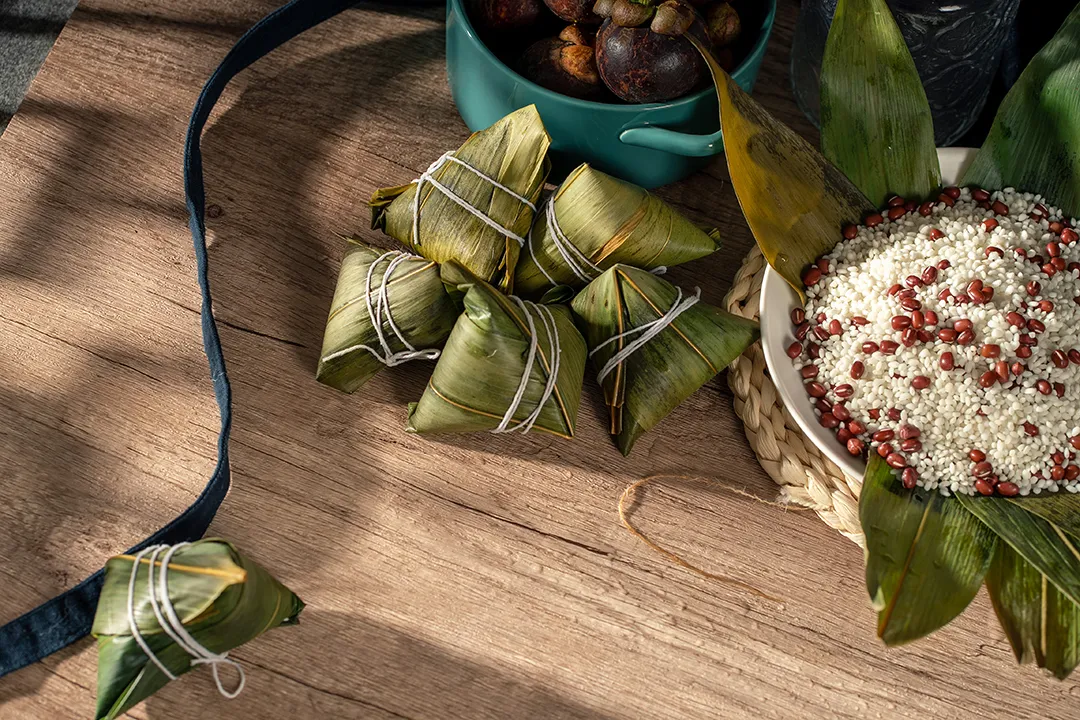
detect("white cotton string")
(592, 287), (701, 384)
(321, 251), (441, 367)
(126, 543), (246, 700)
(527, 197), (670, 286)
(411, 151), (536, 248)
(493, 299), (561, 434)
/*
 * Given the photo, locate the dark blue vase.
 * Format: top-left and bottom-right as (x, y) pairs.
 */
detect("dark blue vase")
(790, 0), (1022, 146)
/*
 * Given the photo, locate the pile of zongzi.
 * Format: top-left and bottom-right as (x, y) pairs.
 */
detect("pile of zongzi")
(317, 104), (757, 452)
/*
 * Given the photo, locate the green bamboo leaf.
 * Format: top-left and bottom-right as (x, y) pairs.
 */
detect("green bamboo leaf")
(515, 164), (721, 296)
(688, 35), (875, 299)
(860, 455), (996, 646)
(92, 539), (304, 720)
(571, 265), (759, 455)
(986, 543), (1080, 680)
(962, 4), (1080, 217)
(316, 238), (460, 393)
(819, 0), (940, 205)
(406, 263), (586, 438)
(958, 494), (1080, 607)
(1007, 494), (1080, 539)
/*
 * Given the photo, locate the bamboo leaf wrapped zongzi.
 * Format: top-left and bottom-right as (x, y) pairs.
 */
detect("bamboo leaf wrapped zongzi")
(406, 262), (586, 437)
(571, 265), (758, 455)
(515, 163), (722, 296)
(92, 539), (303, 720)
(370, 105), (550, 293)
(317, 238), (460, 393)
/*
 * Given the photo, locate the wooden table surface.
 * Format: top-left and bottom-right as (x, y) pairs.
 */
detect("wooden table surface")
(1, 1), (1077, 718)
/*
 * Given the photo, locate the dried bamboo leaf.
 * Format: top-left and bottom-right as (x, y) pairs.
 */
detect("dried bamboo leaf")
(958, 494), (1080, 607)
(317, 238), (460, 393)
(819, 0), (940, 205)
(986, 542), (1080, 680)
(963, 5), (1080, 218)
(515, 163), (721, 296)
(690, 35), (875, 299)
(371, 105), (551, 292)
(571, 265), (758, 455)
(92, 539), (303, 720)
(860, 455), (996, 646)
(406, 264), (585, 438)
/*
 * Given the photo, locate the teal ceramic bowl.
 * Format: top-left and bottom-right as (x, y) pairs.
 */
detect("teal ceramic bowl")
(445, 0), (776, 189)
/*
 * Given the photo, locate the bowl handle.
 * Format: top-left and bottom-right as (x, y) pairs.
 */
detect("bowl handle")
(618, 126), (723, 157)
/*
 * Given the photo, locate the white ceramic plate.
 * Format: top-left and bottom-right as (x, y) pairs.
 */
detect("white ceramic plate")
(759, 147), (978, 479)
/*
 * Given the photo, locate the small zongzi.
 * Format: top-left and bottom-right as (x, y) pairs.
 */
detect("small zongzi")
(317, 238), (460, 393)
(515, 163), (721, 296)
(92, 539), (303, 720)
(571, 265), (758, 455)
(370, 105), (550, 293)
(407, 262), (586, 438)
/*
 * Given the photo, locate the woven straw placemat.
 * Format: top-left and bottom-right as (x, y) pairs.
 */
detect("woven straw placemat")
(723, 247), (866, 548)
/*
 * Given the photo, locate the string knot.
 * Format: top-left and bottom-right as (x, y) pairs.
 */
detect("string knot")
(492, 298), (562, 435)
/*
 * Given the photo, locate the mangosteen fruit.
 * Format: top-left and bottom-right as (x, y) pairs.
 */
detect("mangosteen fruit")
(593, 0), (708, 104)
(521, 26), (610, 100)
(543, 0), (601, 24)
(704, 1), (741, 47)
(467, 0), (546, 33)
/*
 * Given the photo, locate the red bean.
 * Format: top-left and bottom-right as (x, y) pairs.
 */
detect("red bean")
(887, 195), (905, 208)
(872, 429), (895, 443)
(910, 310), (925, 329)
(834, 384), (854, 399)
(1028, 318), (1046, 333)
(1050, 221), (1065, 233)
(939, 352), (955, 370)
(911, 376), (931, 390)
(1071, 436), (1080, 451)
(938, 193), (955, 207)
(899, 425), (920, 440)
(1057, 383), (1067, 398)
(865, 213), (884, 227)
(829, 319), (843, 336)
(901, 467), (918, 489)
(1039, 300), (1055, 313)
(877, 443), (893, 458)
(880, 340), (899, 354)
(954, 318), (973, 332)
(1043, 263), (1058, 277)
(943, 186), (961, 199)
(1048, 242), (1062, 257)
(836, 427), (852, 443)
(973, 461), (994, 477)
(842, 224), (858, 240)
(992, 200), (1009, 215)
(901, 438), (922, 452)
(815, 398), (833, 414)
(902, 328), (917, 347)
(996, 361), (1010, 383)
(1011, 362), (1025, 377)
(806, 382), (826, 398)
(982, 218), (999, 232)
(975, 478), (994, 495)
(786, 342), (803, 359)
(985, 246), (1004, 258)
(1053, 350), (1069, 368)
(847, 438), (865, 456)
(1052, 465), (1066, 481)
(1027, 280), (1041, 296)
(1017, 345), (1033, 358)
(808, 342), (821, 359)
(1069, 349), (1080, 365)
(918, 202), (934, 216)
(813, 325), (831, 341)
(972, 189), (990, 201)
(917, 329), (934, 343)
(1062, 228), (1079, 244)
(887, 408), (902, 421)
(802, 267), (822, 286)
(968, 449), (986, 463)
(800, 365), (819, 379)
(937, 328), (958, 342)
(958, 330), (975, 345)
(887, 206), (907, 221)
(1037, 380), (1053, 395)
(819, 413), (840, 429)
(862, 341), (879, 354)
(886, 453), (907, 470)
(1006, 311), (1025, 328)
(1023, 422), (1039, 437)
(850, 361), (864, 379)
(937, 288), (952, 302)
(928, 228), (946, 241)
(1068, 465), (1080, 481)
(979, 371), (998, 388)
(852, 315), (869, 326)
(997, 482), (1020, 497)
(979, 344), (1001, 358)
(832, 403), (851, 422)
(848, 421), (867, 436)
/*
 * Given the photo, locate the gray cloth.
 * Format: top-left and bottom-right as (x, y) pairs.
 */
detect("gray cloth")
(0, 0), (78, 134)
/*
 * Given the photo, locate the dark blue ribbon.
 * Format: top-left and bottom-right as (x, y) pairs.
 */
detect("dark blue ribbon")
(1, 0), (437, 677)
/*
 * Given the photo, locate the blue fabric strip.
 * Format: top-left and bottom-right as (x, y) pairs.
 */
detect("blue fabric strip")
(0, 0), (437, 677)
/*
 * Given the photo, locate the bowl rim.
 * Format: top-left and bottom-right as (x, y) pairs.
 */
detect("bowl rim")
(447, 0), (778, 112)
(759, 146), (980, 480)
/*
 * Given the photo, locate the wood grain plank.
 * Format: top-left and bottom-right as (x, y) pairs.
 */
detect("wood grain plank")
(2, 1), (1080, 718)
